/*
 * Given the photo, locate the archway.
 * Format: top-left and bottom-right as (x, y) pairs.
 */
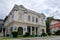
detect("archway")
(18, 27), (23, 35)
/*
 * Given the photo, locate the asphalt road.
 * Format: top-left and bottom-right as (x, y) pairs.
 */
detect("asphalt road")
(16, 36), (60, 40)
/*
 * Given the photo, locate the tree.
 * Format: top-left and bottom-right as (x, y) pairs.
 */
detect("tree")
(46, 17), (54, 35)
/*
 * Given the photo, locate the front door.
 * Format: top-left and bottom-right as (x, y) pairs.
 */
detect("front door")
(18, 27), (23, 35)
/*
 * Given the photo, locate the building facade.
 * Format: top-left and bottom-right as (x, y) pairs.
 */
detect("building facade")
(0, 19), (4, 36)
(50, 20), (60, 34)
(4, 4), (46, 36)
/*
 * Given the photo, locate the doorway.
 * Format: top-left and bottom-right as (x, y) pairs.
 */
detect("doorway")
(18, 27), (23, 35)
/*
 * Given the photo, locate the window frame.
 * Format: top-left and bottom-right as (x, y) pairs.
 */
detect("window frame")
(28, 15), (30, 21)
(32, 16), (34, 22)
(36, 17), (38, 23)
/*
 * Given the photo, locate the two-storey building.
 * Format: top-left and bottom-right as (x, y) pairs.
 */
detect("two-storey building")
(4, 4), (46, 36)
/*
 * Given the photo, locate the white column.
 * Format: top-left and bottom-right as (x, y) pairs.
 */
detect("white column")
(40, 27), (42, 35)
(30, 27), (32, 35)
(38, 27), (42, 35)
(2, 28), (3, 33)
(5, 28), (7, 36)
(0, 28), (3, 36)
(34, 27), (36, 35)
(8, 27), (11, 34)
(37, 27), (40, 35)
(23, 27), (26, 35)
(23, 26), (27, 35)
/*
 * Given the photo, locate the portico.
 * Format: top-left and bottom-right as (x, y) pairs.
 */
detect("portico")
(27, 26), (38, 35)
(17, 26), (39, 36)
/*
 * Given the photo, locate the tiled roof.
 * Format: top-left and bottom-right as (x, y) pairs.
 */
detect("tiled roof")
(50, 22), (60, 28)
(51, 20), (59, 22)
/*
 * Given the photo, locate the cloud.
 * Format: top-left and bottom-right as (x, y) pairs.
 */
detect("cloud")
(0, 0), (48, 19)
(0, 0), (60, 19)
(45, 0), (60, 19)
(0, 0), (22, 19)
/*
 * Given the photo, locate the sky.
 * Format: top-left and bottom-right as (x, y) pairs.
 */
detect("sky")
(0, 0), (60, 19)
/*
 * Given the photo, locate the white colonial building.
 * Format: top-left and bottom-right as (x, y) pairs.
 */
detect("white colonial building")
(4, 4), (46, 36)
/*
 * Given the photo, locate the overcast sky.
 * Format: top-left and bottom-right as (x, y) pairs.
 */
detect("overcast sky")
(0, 0), (60, 19)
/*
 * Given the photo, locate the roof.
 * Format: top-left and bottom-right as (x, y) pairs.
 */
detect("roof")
(4, 4), (45, 22)
(4, 16), (8, 22)
(51, 20), (59, 22)
(50, 22), (60, 28)
(13, 4), (44, 16)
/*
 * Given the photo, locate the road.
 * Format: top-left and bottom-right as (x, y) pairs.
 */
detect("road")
(16, 36), (60, 40)
(0, 36), (60, 40)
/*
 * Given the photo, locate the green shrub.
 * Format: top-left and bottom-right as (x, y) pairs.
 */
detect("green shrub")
(41, 29), (47, 36)
(23, 32), (30, 37)
(48, 32), (51, 36)
(30, 35), (35, 37)
(12, 32), (18, 38)
(35, 35), (38, 37)
(41, 33), (47, 36)
(55, 30), (60, 35)
(7, 34), (9, 37)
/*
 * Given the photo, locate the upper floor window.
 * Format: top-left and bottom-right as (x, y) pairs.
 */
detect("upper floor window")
(32, 16), (34, 22)
(20, 14), (22, 20)
(36, 18), (38, 23)
(38, 15), (40, 18)
(28, 15), (30, 21)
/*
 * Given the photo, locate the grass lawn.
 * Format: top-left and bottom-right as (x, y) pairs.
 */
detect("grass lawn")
(0, 37), (16, 40)
(0, 37), (41, 40)
(0, 35), (57, 40)
(0, 39), (14, 40)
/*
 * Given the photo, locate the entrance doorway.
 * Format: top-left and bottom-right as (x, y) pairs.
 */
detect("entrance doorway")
(18, 27), (23, 35)
(27, 26), (30, 35)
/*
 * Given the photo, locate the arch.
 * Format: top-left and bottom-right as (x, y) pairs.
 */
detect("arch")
(18, 27), (23, 35)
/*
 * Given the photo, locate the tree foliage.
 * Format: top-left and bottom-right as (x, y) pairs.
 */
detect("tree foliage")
(46, 17), (54, 35)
